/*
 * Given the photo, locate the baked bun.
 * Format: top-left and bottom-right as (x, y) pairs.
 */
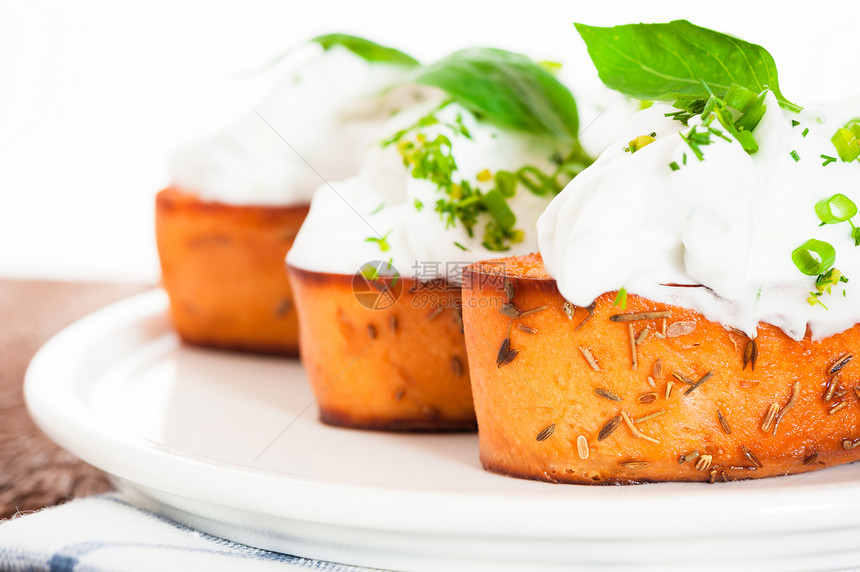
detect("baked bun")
(462, 253), (860, 484)
(287, 265), (476, 431)
(156, 187), (308, 355)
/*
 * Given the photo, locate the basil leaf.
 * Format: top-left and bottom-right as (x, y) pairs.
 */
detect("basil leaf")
(312, 33), (419, 67)
(574, 20), (801, 112)
(407, 47), (578, 141)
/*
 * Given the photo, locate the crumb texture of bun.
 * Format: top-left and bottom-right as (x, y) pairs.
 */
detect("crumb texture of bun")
(156, 187), (307, 355)
(463, 253), (860, 484)
(288, 265), (476, 431)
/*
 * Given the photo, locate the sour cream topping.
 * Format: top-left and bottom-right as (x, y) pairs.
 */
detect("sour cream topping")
(538, 93), (860, 340)
(287, 102), (566, 282)
(169, 44), (421, 206)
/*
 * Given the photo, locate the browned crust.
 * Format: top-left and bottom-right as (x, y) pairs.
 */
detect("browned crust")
(157, 186), (310, 220)
(288, 264), (476, 432)
(156, 187), (308, 355)
(320, 406), (477, 433)
(463, 253), (860, 484)
(175, 333), (299, 357)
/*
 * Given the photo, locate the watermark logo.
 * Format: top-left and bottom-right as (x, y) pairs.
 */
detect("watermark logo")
(352, 260), (403, 310)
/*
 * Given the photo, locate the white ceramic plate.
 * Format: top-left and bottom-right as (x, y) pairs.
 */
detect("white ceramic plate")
(24, 290), (860, 571)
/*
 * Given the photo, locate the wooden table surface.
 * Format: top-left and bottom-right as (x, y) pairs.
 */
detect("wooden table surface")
(0, 279), (152, 519)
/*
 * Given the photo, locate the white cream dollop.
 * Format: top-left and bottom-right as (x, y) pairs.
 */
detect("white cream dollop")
(538, 93), (860, 340)
(169, 44), (422, 206)
(287, 102), (566, 282)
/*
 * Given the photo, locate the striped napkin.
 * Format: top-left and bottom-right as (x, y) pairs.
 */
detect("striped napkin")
(0, 493), (381, 572)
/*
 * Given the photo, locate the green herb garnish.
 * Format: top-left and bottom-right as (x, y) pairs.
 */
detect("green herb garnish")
(792, 239), (836, 276)
(625, 132), (657, 153)
(670, 83), (767, 162)
(365, 229), (393, 252)
(384, 105), (584, 251)
(790, 150), (800, 162)
(792, 239), (848, 307)
(383, 52), (591, 251)
(816, 268), (849, 294)
(312, 33), (419, 67)
(809, 268), (849, 307)
(679, 124), (711, 161)
(613, 288), (628, 310)
(406, 47), (580, 141)
(821, 154), (838, 166)
(815, 193), (860, 246)
(832, 125), (860, 162)
(832, 129), (860, 162)
(574, 20), (800, 112)
(816, 194), (857, 225)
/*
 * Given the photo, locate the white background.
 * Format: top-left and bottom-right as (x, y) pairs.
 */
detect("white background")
(3, 0), (859, 282)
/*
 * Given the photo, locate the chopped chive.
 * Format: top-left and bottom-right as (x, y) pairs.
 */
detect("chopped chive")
(365, 229), (393, 252)
(669, 161), (680, 171)
(712, 98), (759, 153)
(791, 120), (800, 127)
(679, 130), (706, 161)
(454, 241), (468, 251)
(736, 91), (767, 132)
(822, 154), (838, 166)
(370, 202), (385, 215)
(724, 83), (757, 112)
(802, 127), (809, 137)
(734, 130), (759, 154)
(790, 150), (800, 162)
(708, 127), (732, 142)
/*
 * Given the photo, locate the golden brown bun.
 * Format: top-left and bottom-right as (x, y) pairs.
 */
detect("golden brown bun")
(463, 253), (860, 484)
(288, 265), (476, 431)
(155, 187), (308, 355)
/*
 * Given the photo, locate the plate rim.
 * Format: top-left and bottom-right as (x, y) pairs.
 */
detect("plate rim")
(23, 289), (860, 540)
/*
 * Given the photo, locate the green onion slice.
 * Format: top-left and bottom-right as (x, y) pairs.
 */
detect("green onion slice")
(815, 194), (858, 225)
(845, 118), (860, 139)
(832, 128), (860, 162)
(494, 170), (517, 197)
(792, 239), (836, 276)
(516, 166), (551, 196)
